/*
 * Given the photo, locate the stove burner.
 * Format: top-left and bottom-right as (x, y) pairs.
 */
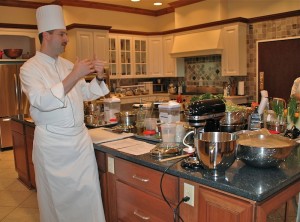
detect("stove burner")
(181, 155), (202, 169)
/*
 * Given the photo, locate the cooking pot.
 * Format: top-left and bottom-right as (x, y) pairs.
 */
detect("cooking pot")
(115, 111), (137, 126)
(183, 131), (237, 177)
(220, 111), (246, 125)
(236, 134), (296, 168)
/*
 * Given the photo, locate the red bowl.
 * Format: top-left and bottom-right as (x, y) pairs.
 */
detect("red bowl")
(3, 49), (23, 59)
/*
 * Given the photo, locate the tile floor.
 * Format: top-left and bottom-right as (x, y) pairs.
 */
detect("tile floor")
(0, 149), (39, 222)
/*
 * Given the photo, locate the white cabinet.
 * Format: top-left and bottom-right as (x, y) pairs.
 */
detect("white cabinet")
(163, 35), (175, 76)
(109, 34), (147, 79)
(221, 23), (247, 76)
(63, 29), (109, 63)
(133, 37), (147, 78)
(148, 36), (163, 77)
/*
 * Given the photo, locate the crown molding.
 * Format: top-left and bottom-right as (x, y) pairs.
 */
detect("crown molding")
(0, 0), (204, 16)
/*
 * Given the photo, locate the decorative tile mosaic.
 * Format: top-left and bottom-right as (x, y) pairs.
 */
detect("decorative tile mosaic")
(184, 55), (231, 87)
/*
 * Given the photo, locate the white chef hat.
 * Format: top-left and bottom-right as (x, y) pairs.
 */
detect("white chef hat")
(36, 5), (66, 34)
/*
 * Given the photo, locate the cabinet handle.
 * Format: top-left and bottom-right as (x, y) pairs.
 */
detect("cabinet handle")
(133, 210), (150, 220)
(132, 174), (149, 183)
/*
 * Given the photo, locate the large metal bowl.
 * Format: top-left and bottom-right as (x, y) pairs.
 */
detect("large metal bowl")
(3, 49), (23, 59)
(236, 134), (296, 168)
(195, 132), (237, 177)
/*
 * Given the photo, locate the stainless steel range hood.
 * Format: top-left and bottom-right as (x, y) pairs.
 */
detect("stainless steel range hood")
(171, 29), (223, 58)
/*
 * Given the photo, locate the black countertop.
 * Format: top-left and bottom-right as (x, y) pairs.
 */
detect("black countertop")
(11, 115), (300, 203)
(94, 140), (300, 202)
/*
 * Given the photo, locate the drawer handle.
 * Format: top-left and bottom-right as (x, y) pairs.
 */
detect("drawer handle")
(132, 174), (149, 183)
(133, 210), (150, 220)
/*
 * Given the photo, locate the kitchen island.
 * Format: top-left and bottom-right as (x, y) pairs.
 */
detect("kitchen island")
(94, 140), (300, 222)
(10, 116), (300, 221)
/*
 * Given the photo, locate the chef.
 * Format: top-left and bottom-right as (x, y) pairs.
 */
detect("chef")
(20, 5), (108, 222)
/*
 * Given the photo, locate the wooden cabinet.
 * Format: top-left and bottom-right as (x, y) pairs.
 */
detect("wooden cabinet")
(63, 29), (109, 63)
(109, 157), (179, 221)
(148, 36), (163, 77)
(221, 23), (247, 76)
(179, 179), (254, 222)
(25, 125), (35, 188)
(11, 120), (31, 188)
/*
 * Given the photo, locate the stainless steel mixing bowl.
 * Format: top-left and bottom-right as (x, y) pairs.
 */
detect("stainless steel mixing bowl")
(236, 134), (296, 168)
(195, 132), (237, 177)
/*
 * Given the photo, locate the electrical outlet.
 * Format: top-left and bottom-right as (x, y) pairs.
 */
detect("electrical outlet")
(107, 157), (115, 174)
(183, 182), (194, 206)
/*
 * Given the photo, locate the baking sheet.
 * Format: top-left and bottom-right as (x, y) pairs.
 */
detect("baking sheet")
(88, 128), (134, 144)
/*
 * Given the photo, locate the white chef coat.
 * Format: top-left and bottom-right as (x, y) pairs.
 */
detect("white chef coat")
(291, 77), (300, 97)
(20, 51), (108, 222)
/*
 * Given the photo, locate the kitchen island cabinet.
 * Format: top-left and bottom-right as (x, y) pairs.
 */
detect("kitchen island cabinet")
(94, 140), (300, 222)
(11, 120), (31, 188)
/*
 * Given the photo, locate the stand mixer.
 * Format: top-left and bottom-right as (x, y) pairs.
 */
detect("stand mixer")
(181, 99), (226, 169)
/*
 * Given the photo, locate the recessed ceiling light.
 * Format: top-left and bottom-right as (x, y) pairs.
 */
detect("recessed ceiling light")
(131, 0), (140, 2)
(154, 2), (162, 6)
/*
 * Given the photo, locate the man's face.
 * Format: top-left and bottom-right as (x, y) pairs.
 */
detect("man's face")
(47, 29), (68, 55)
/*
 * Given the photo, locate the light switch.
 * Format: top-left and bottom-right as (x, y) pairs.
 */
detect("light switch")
(107, 157), (115, 174)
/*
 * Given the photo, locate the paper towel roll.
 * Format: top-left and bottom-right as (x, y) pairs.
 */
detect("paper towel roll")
(261, 90), (268, 98)
(258, 97), (269, 115)
(238, 81), (244, 95)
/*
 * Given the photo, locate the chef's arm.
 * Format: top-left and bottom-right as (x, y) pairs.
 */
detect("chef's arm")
(63, 58), (95, 94)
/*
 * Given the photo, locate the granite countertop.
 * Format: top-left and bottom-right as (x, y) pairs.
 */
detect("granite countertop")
(11, 115), (300, 203)
(94, 140), (300, 202)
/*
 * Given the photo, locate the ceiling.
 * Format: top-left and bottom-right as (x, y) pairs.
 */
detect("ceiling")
(17, 0), (177, 10)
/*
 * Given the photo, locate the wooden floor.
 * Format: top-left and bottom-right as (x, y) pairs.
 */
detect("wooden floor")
(0, 149), (39, 222)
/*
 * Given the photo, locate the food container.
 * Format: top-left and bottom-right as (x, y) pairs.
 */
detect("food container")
(194, 132), (237, 177)
(158, 101), (180, 123)
(236, 134), (296, 168)
(161, 123), (177, 143)
(103, 98), (120, 123)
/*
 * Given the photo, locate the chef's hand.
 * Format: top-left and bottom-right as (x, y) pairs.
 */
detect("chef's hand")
(73, 58), (95, 78)
(93, 59), (108, 80)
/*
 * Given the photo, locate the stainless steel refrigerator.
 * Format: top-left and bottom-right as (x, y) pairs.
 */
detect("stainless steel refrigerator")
(0, 62), (29, 150)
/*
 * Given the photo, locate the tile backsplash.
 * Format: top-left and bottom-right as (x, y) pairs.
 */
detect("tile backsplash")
(184, 55), (230, 86)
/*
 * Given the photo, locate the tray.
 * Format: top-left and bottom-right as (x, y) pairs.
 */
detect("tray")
(85, 122), (118, 128)
(134, 134), (162, 143)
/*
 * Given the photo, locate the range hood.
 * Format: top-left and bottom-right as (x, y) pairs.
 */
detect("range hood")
(171, 29), (223, 58)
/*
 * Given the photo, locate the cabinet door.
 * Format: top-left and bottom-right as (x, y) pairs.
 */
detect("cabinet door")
(133, 37), (147, 77)
(93, 31), (109, 62)
(119, 36), (133, 78)
(76, 31), (94, 60)
(25, 126), (35, 188)
(222, 24), (247, 76)
(148, 36), (163, 77)
(11, 121), (31, 188)
(179, 179), (253, 222)
(163, 35), (175, 77)
(109, 36), (118, 78)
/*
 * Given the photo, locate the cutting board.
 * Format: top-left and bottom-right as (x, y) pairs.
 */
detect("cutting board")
(88, 128), (134, 144)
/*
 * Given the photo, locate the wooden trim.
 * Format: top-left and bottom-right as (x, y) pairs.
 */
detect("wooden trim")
(0, 23), (37, 30)
(169, 0), (204, 9)
(67, 23), (111, 31)
(248, 9), (300, 23)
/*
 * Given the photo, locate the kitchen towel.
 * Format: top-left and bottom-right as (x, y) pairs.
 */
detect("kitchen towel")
(258, 97), (269, 115)
(238, 81), (245, 95)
